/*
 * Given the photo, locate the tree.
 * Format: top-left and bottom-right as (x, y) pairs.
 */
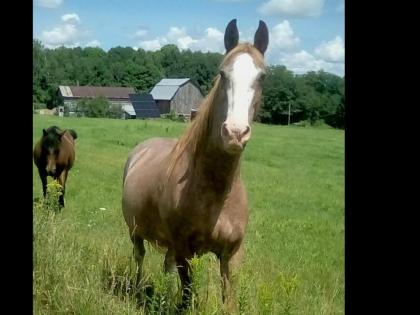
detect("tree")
(32, 41), (344, 127)
(258, 66), (298, 124)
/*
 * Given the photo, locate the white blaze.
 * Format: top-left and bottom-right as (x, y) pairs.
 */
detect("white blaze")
(226, 53), (260, 128)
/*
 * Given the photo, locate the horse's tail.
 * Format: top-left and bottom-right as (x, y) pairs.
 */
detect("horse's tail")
(68, 129), (78, 140)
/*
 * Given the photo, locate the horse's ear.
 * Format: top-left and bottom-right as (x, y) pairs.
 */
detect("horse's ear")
(42, 129), (47, 137)
(58, 130), (66, 139)
(224, 19), (239, 54)
(254, 20), (269, 55)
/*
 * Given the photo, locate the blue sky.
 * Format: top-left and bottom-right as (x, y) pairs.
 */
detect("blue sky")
(33, 0), (344, 76)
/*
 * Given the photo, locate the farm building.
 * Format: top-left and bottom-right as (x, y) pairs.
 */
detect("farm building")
(58, 85), (136, 118)
(38, 108), (57, 116)
(150, 78), (203, 117)
(129, 94), (160, 119)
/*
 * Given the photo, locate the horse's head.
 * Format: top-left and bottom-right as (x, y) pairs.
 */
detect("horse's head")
(218, 19), (269, 154)
(41, 126), (65, 176)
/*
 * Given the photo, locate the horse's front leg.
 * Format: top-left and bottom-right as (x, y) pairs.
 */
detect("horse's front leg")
(220, 252), (239, 314)
(38, 168), (48, 198)
(176, 256), (192, 311)
(57, 170), (68, 208)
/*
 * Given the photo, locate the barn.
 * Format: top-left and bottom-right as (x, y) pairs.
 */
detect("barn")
(58, 85), (136, 118)
(150, 78), (203, 118)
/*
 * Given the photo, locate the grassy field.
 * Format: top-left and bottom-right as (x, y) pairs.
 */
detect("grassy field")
(33, 114), (344, 314)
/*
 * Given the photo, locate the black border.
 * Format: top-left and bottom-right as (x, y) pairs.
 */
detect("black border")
(2, 1), (33, 312)
(345, 0), (401, 312)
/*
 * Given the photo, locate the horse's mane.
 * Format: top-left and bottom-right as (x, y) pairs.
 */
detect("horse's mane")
(166, 43), (266, 179)
(166, 75), (220, 178)
(46, 126), (63, 135)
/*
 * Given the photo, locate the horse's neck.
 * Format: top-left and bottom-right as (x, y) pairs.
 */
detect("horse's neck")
(189, 92), (242, 192)
(200, 144), (240, 178)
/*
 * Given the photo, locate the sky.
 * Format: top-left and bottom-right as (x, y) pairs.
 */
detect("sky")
(33, 0), (344, 76)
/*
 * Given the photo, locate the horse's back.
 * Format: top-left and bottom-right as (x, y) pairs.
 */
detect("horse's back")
(123, 137), (177, 185)
(61, 131), (76, 168)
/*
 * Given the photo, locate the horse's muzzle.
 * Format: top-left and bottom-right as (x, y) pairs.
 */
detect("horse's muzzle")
(221, 122), (251, 154)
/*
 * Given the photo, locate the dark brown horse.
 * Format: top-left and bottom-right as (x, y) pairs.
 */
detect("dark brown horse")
(33, 126), (78, 207)
(122, 19), (268, 312)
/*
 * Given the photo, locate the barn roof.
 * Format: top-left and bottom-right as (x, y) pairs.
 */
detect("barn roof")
(150, 78), (190, 101)
(129, 93), (160, 118)
(157, 78), (190, 86)
(59, 85), (135, 99)
(122, 104), (136, 116)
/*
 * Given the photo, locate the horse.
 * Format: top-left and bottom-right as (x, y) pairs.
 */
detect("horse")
(33, 126), (78, 208)
(122, 19), (268, 312)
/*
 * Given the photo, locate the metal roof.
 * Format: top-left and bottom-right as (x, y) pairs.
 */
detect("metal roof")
(59, 85), (73, 97)
(150, 78), (191, 100)
(122, 104), (136, 116)
(59, 85), (135, 99)
(150, 85), (180, 101)
(156, 78), (190, 86)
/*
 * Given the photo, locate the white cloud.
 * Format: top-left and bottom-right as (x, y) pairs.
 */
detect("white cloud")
(280, 50), (344, 76)
(259, 0), (324, 18)
(270, 21), (300, 51)
(36, 0), (62, 8)
(40, 13), (93, 49)
(61, 13), (80, 24)
(135, 29), (148, 38)
(137, 26), (225, 53)
(167, 27), (188, 41)
(42, 24), (80, 48)
(189, 27), (224, 53)
(314, 36), (344, 63)
(264, 21), (300, 65)
(177, 36), (198, 50)
(138, 38), (165, 51)
(85, 40), (101, 47)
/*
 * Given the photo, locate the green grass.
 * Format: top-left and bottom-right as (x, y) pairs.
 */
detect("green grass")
(33, 115), (344, 314)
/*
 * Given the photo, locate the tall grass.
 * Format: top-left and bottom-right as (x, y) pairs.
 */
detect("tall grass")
(33, 115), (344, 314)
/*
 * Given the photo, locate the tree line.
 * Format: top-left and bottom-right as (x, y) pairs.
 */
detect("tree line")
(33, 39), (344, 128)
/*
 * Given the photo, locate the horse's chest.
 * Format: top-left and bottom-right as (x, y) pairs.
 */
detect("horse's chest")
(169, 205), (236, 254)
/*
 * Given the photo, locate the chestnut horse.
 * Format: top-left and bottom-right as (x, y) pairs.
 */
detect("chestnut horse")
(122, 19), (268, 311)
(33, 126), (78, 207)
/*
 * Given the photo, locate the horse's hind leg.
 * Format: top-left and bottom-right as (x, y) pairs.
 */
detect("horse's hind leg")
(132, 235), (146, 289)
(164, 248), (177, 273)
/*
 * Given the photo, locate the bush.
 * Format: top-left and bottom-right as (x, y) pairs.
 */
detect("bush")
(33, 102), (47, 110)
(106, 104), (124, 119)
(161, 110), (184, 122)
(76, 96), (110, 118)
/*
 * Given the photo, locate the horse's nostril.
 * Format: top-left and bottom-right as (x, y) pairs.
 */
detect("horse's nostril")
(222, 123), (230, 137)
(241, 126), (251, 138)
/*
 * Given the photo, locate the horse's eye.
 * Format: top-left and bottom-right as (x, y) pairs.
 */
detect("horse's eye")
(220, 70), (226, 79)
